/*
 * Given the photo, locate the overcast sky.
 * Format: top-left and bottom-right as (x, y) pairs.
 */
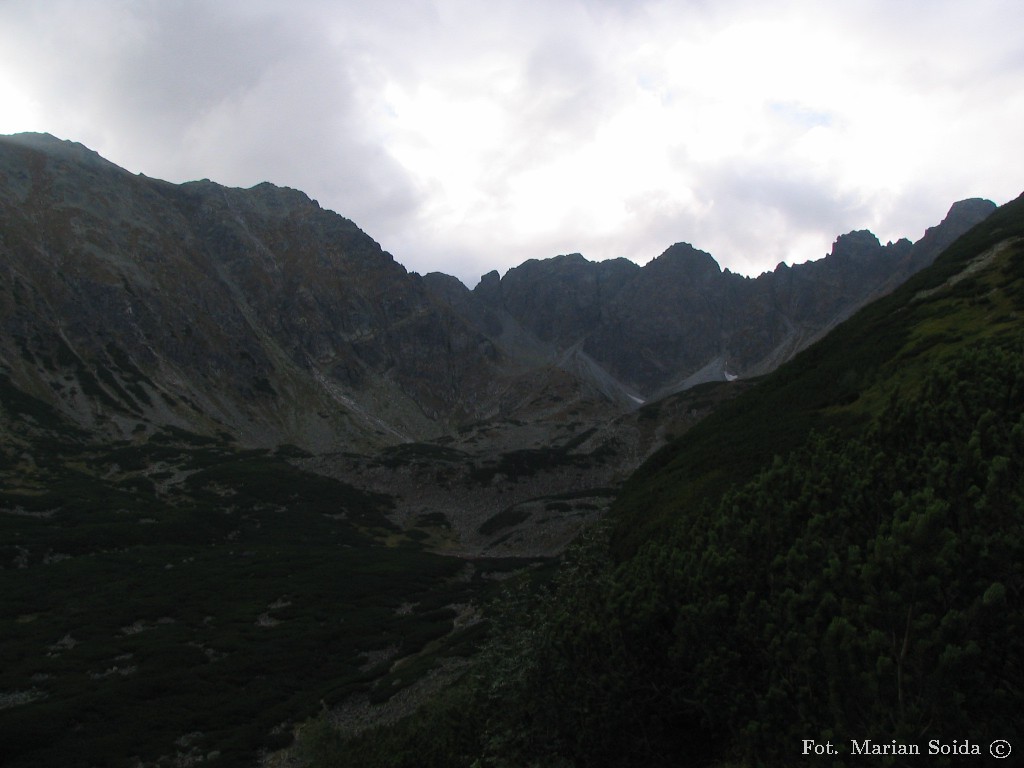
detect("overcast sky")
(2, 0), (1022, 287)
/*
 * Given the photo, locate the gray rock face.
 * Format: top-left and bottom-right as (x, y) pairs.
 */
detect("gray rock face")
(906, 197), (998, 273)
(489, 253), (640, 345)
(470, 202), (995, 396)
(0, 132), (997, 451)
(0, 133), (501, 449)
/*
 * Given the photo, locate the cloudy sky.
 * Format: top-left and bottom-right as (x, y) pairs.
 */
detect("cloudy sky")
(2, 0), (1022, 286)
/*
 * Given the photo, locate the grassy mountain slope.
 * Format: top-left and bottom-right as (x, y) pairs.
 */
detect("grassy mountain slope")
(540, 192), (1024, 766)
(612, 190), (1024, 554)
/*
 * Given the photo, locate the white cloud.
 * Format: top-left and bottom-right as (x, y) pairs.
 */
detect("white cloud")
(1, 0), (1022, 286)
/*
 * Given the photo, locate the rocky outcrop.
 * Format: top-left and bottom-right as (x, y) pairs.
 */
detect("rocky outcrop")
(0, 132), (997, 451)
(469, 202), (995, 397)
(485, 253), (640, 346)
(0, 133), (502, 450)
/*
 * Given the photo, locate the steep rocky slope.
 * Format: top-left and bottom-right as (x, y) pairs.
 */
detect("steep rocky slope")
(1, 132), (994, 455)
(0, 133), (507, 450)
(293, 192), (1024, 768)
(1, 131), (1000, 558)
(0, 130), (1011, 768)
(461, 199), (995, 397)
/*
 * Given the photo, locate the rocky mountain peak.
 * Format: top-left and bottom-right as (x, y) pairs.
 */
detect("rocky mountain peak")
(944, 197), (998, 224)
(906, 197), (998, 273)
(829, 229), (883, 261)
(648, 242), (722, 277)
(551, 252), (588, 264)
(0, 134), (505, 449)
(0, 132), (1002, 449)
(476, 269), (501, 287)
(3, 131), (110, 166)
(925, 198), (998, 246)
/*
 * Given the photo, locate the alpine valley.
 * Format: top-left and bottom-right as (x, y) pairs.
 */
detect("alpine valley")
(1, 132), (1019, 767)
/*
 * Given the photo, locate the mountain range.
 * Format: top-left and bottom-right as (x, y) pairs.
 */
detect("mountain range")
(283, 188), (1024, 767)
(0, 132), (995, 455)
(0, 131), (1016, 768)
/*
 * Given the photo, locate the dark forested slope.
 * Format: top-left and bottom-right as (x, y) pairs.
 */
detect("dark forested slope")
(306, 194), (1024, 767)
(612, 190), (1024, 553)
(522, 192), (1024, 766)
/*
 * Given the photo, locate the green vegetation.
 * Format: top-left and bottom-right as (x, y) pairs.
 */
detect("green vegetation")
(0, 429), (535, 768)
(303, 335), (1024, 768)
(4, 196), (1022, 767)
(612, 196), (1024, 554)
(294, 196), (1024, 766)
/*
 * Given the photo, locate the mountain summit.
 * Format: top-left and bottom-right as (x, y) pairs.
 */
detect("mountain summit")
(0, 132), (996, 449)
(0, 131), (1012, 768)
(0, 132), (506, 450)
(456, 199), (994, 396)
